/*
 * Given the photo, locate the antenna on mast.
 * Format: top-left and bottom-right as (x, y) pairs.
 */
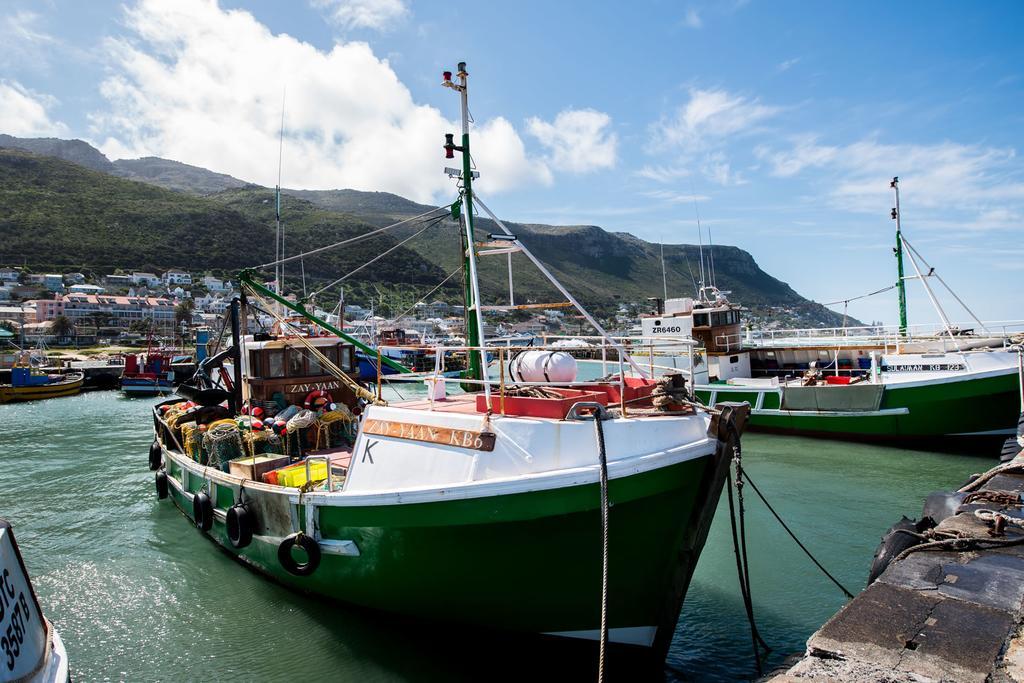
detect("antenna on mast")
(660, 240), (668, 301)
(275, 88), (286, 303)
(891, 176), (908, 336)
(687, 176), (708, 298)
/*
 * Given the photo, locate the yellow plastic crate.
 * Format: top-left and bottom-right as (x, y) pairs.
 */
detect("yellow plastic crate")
(275, 460), (328, 488)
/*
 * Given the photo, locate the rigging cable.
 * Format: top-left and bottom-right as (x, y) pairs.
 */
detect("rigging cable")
(254, 206), (452, 270)
(390, 265), (464, 323)
(901, 235), (990, 334)
(306, 215), (448, 300)
(822, 284), (897, 307)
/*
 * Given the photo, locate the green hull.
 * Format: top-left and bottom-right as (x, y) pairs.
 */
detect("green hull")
(696, 371), (1019, 440)
(162, 444), (726, 653)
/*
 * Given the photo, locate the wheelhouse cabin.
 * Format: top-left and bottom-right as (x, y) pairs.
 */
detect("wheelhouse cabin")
(241, 335), (360, 411)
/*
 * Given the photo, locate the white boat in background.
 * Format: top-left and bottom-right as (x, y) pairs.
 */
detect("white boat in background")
(0, 520), (69, 683)
(623, 176), (1023, 443)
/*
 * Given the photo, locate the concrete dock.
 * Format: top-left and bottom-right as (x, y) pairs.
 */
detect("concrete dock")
(768, 456), (1024, 682)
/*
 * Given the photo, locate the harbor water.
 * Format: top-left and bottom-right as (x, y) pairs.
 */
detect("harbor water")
(0, 391), (986, 681)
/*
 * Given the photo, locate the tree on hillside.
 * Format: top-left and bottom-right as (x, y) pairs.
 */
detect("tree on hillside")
(175, 299), (195, 326)
(51, 315), (75, 345)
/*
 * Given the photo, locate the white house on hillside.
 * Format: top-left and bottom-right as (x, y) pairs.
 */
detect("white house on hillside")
(131, 272), (161, 287)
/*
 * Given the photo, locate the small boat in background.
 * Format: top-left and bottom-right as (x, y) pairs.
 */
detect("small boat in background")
(120, 351), (175, 396)
(0, 519), (70, 681)
(0, 359), (83, 403)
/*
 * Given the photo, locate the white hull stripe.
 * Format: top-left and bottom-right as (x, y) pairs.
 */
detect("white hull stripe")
(754, 407), (909, 418)
(949, 428), (1016, 436)
(543, 626), (658, 647)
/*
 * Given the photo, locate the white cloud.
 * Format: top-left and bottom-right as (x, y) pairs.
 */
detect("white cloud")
(649, 88), (778, 185)
(682, 8), (702, 29)
(91, 0), (549, 201)
(756, 136), (1024, 230)
(760, 138), (1024, 206)
(643, 190), (710, 204)
(754, 135), (838, 177)
(635, 164), (691, 183)
(653, 88), (780, 152)
(0, 80), (69, 137)
(526, 109), (617, 173)
(0, 10), (57, 70)
(311, 0), (408, 31)
(776, 57), (801, 73)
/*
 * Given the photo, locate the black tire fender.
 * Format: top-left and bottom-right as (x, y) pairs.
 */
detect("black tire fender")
(867, 516), (935, 585)
(193, 491), (214, 532)
(155, 470), (168, 500)
(149, 440), (162, 471)
(227, 503), (254, 549)
(278, 532), (321, 576)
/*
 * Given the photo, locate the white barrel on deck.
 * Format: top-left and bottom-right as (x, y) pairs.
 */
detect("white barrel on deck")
(509, 351), (578, 383)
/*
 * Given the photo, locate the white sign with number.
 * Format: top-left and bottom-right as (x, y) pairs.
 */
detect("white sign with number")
(0, 525), (47, 681)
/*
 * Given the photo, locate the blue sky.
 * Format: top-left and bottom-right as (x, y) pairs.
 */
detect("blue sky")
(2, 0), (1022, 327)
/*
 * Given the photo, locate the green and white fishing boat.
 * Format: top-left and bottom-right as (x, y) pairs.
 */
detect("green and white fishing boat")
(632, 178), (1022, 442)
(148, 62), (745, 661)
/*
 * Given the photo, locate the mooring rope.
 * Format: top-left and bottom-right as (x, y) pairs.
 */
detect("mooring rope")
(724, 423), (770, 677)
(742, 470), (855, 600)
(593, 412), (610, 683)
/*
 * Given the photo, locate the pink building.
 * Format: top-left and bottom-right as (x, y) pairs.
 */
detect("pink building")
(28, 297), (65, 322)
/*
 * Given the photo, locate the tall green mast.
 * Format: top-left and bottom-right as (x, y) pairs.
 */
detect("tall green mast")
(443, 62), (485, 389)
(891, 176), (908, 336)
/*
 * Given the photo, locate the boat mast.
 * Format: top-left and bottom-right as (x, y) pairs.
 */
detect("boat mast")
(891, 176), (908, 336)
(660, 241), (669, 301)
(443, 62), (487, 392)
(275, 91), (286, 308)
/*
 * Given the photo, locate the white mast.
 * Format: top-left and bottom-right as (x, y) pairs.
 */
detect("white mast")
(660, 241), (668, 301)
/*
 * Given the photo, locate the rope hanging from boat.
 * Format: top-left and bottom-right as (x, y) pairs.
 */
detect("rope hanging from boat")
(742, 471), (855, 599)
(592, 410), (610, 683)
(253, 205), (452, 270)
(242, 287), (384, 406)
(724, 426), (771, 677)
(306, 215), (448, 301)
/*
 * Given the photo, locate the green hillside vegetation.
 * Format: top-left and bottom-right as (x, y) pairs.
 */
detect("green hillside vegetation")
(0, 150), (447, 307)
(0, 143), (854, 326)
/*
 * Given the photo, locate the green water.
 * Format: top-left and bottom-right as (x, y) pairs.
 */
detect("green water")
(0, 391), (988, 681)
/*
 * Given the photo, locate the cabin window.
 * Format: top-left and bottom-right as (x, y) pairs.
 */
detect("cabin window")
(249, 351), (262, 377)
(307, 352), (323, 376)
(730, 355), (739, 364)
(266, 349), (285, 378)
(339, 346), (353, 372)
(693, 313), (709, 327)
(287, 348), (305, 377)
(322, 345), (339, 369)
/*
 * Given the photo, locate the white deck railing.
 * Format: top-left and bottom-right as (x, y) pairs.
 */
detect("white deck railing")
(741, 319), (1024, 352)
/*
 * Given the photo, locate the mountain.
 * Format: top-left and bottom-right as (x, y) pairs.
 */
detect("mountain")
(0, 134), (115, 173)
(0, 135), (855, 326)
(282, 188), (852, 325)
(0, 149), (446, 304)
(0, 135), (248, 194)
(111, 157), (249, 194)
